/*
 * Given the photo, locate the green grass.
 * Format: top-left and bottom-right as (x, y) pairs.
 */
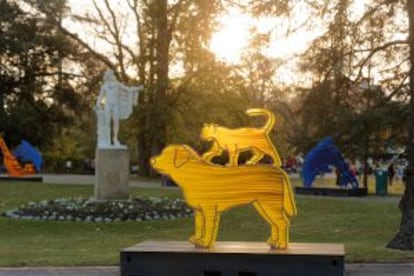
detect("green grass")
(0, 180), (414, 266)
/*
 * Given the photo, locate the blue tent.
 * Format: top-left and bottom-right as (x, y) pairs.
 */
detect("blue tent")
(302, 137), (358, 188)
(12, 140), (42, 172)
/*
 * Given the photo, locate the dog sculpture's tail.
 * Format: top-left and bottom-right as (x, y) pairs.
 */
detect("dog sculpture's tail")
(246, 108), (275, 133)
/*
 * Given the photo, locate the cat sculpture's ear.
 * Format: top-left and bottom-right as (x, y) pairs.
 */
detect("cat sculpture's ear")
(173, 146), (192, 168)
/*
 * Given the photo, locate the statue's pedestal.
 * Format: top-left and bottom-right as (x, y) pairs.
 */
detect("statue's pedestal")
(95, 148), (129, 200)
(120, 241), (345, 276)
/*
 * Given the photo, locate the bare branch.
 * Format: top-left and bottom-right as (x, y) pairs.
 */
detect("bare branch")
(356, 0), (399, 25)
(102, 0), (127, 79)
(89, 0), (139, 80)
(385, 74), (409, 101)
(92, 0), (115, 36)
(57, 25), (114, 69)
(168, 0), (188, 36)
(377, 57), (410, 75)
(126, 0), (150, 83)
(355, 40), (408, 81)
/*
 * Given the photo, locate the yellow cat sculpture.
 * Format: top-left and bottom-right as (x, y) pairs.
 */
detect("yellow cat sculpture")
(151, 144), (297, 249)
(201, 108), (282, 167)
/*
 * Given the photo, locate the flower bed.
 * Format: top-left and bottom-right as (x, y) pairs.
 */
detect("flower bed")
(2, 197), (193, 222)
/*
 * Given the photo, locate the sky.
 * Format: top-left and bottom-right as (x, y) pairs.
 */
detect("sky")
(65, 0), (373, 85)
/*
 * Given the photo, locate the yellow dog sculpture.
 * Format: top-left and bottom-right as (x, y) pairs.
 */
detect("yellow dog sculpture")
(151, 144), (297, 249)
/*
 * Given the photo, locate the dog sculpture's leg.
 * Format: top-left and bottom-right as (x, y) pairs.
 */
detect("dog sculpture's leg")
(202, 142), (222, 163)
(194, 206), (220, 248)
(253, 201), (288, 249)
(268, 212), (289, 249)
(268, 211), (289, 249)
(189, 209), (205, 245)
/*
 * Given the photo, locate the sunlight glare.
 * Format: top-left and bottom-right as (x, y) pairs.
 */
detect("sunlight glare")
(210, 8), (321, 64)
(209, 11), (250, 64)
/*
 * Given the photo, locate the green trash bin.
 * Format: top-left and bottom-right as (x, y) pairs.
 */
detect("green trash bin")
(375, 169), (388, 195)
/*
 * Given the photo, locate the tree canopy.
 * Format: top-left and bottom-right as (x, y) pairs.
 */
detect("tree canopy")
(0, 0), (409, 168)
(0, 0), (93, 148)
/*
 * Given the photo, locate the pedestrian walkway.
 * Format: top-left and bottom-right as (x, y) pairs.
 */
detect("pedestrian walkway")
(40, 174), (402, 203)
(346, 263), (414, 275)
(41, 174), (163, 189)
(0, 263), (414, 276)
(0, 266), (118, 276)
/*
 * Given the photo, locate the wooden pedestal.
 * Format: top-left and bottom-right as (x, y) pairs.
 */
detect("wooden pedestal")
(120, 241), (345, 276)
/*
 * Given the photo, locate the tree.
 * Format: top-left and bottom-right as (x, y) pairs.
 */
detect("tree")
(279, 0), (413, 249)
(22, 0), (228, 175)
(387, 0), (414, 250)
(287, 0), (409, 188)
(0, 0), (88, 149)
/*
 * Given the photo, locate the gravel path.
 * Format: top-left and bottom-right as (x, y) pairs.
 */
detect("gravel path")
(41, 174), (163, 189)
(1, 263), (414, 276)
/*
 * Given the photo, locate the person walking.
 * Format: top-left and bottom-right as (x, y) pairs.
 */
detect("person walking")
(388, 163), (395, 186)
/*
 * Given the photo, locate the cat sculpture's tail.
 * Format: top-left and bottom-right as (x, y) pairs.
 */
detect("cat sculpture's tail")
(246, 108), (275, 133)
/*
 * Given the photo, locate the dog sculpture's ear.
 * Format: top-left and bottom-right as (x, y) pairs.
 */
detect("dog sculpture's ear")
(173, 146), (191, 168)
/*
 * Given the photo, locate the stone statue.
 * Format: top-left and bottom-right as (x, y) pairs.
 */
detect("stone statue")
(95, 69), (143, 148)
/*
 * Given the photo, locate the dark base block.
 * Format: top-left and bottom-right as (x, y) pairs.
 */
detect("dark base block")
(295, 186), (367, 197)
(120, 241), (345, 276)
(0, 175), (43, 182)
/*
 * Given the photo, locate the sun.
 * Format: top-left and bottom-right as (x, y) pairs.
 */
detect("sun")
(209, 11), (250, 64)
(209, 9), (315, 65)
(210, 1), (370, 65)
(208, 7), (327, 86)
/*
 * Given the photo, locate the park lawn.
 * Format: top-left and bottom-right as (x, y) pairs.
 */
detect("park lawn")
(0, 180), (413, 266)
(292, 175), (405, 196)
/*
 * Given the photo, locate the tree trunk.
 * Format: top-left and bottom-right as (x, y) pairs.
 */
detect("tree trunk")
(137, 108), (152, 177)
(0, 91), (4, 114)
(387, 0), (414, 250)
(138, 137), (152, 177)
(362, 148), (368, 189)
(152, 0), (169, 156)
(137, 0), (170, 177)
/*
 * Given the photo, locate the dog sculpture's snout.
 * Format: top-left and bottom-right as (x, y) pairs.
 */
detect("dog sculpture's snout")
(150, 157), (156, 167)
